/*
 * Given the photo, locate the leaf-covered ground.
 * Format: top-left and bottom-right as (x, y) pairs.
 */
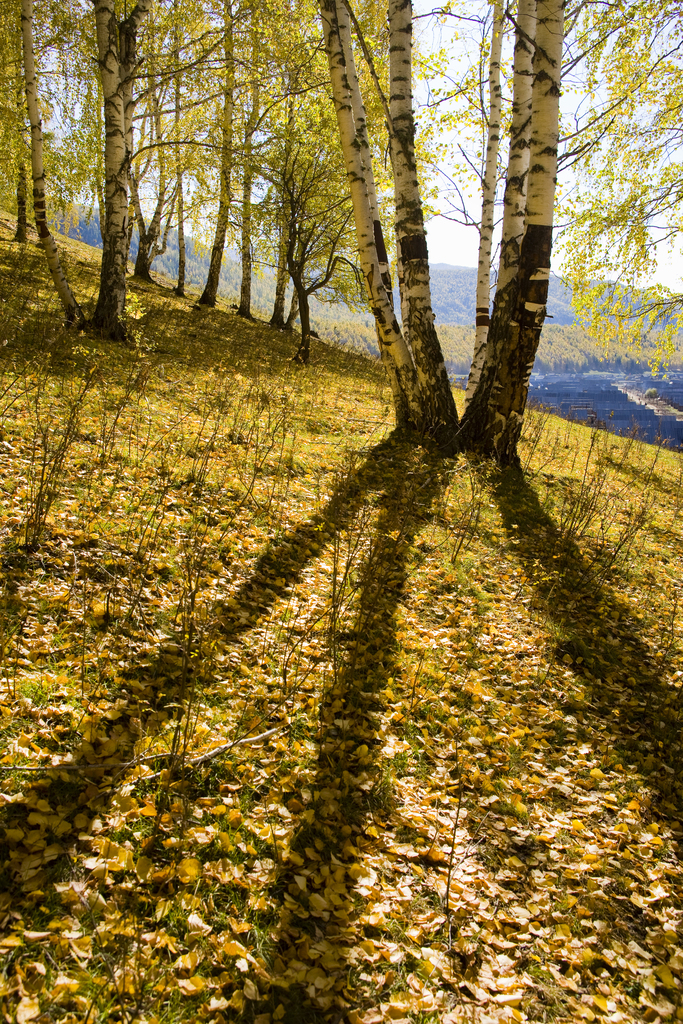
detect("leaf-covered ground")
(0, 221), (682, 1024)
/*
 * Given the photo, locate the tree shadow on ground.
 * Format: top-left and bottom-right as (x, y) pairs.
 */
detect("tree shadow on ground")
(0, 433), (447, 1023)
(490, 465), (682, 817)
(206, 435), (447, 1021)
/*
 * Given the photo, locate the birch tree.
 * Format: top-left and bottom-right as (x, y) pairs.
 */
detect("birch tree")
(387, 0), (460, 440)
(237, 78), (261, 319)
(321, 0), (459, 446)
(173, 26), (187, 296)
(465, 0), (504, 407)
(198, 0), (235, 308)
(465, 0), (564, 464)
(92, 0), (153, 340)
(461, 0), (536, 439)
(20, 0), (84, 324)
(131, 73), (176, 281)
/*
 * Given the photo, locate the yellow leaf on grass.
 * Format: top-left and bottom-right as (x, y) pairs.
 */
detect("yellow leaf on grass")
(309, 893), (328, 912)
(177, 857), (202, 883)
(174, 950), (201, 972)
(593, 994), (608, 1013)
(589, 768), (606, 781)
(655, 964), (677, 988)
(135, 856), (153, 881)
(52, 974), (79, 995)
(223, 939), (248, 957)
(187, 913), (212, 938)
(493, 993), (523, 1007)
(177, 976), (204, 996)
(16, 997), (40, 1023)
(243, 978), (260, 1000)
(230, 990), (245, 1011)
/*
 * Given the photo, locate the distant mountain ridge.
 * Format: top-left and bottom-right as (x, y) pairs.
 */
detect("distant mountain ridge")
(428, 263), (576, 326)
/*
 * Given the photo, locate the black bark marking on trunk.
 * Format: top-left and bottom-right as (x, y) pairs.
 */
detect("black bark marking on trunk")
(399, 234), (428, 262)
(374, 220), (388, 265)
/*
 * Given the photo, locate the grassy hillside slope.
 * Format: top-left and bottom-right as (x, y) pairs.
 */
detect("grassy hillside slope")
(0, 223), (683, 1024)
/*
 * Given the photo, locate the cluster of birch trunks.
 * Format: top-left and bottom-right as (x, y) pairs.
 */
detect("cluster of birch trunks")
(17, 0), (564, 467)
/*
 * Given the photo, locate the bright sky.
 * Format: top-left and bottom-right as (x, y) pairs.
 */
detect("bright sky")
(424, 215), (479, 269)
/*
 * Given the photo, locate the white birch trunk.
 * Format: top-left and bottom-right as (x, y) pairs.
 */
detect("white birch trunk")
(199, 0), (234, 308)
(465, 1), (504, 406)
(284, 288), (299, 329)
(173, 37), (186, 297)
(488, 0), (564, 464)
(270, 214), (289, 327)
(134, 80), (169, 280)
(495, 0), (536, 295)
(92, 0), (152, 339)
(14, 164), (27, 243)
(337, 8), (393, 300)
(322, 0), (421, 428)
(238, 80), (259, 319)
(21, 0), (83, 323)
(461, 0), (537, 446)
(387, 0), (459, 441)
(175, 180), (186, 295)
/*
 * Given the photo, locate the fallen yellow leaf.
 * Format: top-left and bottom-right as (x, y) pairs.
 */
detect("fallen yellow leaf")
(177, 857), (202, 883)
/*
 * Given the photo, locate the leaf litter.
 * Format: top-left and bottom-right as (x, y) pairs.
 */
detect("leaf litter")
(0, 224), (682, 1024)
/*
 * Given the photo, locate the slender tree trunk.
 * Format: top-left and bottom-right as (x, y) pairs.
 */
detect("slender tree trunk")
(133, 82), (168, 281)
(126, 201), (136, 260)
(92, 0), (153, 339)
(466, 0), (504, 406)
(173, 41), (186, 297)
(293, 282), (311, 364)
(175, 179), (186, 296)
(461, 0), (536, 447)
(387, 0), (459, 445)
(96, 76), (107, 242)
(284, 288), (299, 329)
(21, 0), (83, 323)
(336, 0), (410, 421)
(133, 194), (167, 280)
(129, 170), (150, 279)
(199, 0), (234, 308)
(237, 81), (259, 319)
(13, 68), (28, 244)
(270, 214), (289, 326)
(14, 164), (27, 243)
(237, 164), (254, 317)
(271, 96), (295, 327)
(338, 8), (393, 299)
(481, 0), (564, 465)
(322, 0), (422, 428)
